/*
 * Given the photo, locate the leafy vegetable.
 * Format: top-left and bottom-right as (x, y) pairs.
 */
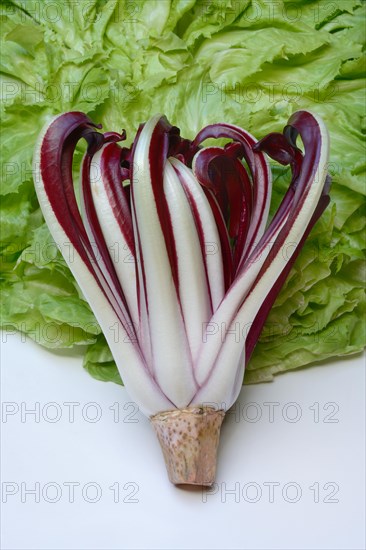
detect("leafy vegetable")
(1, 0), (365, 385)
(33, 109), (330, 414)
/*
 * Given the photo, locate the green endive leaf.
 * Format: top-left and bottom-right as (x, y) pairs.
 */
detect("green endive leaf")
(1, 0), (364, 386)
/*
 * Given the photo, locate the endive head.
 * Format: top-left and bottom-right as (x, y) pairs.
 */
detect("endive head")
(33, 111), (330, 417)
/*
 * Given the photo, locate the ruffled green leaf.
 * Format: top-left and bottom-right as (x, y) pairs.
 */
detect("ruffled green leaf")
(1, 0), (364, 385)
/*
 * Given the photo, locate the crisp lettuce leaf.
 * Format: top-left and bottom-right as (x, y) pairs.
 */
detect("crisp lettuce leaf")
(1, 0), (365, 386)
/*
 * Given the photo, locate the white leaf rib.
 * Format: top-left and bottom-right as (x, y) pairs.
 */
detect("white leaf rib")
(164, 160), (211, 363)
(89, 146), (139, 331)
(131, 116), (197, 407)
(194, 220), (285, 386)
(170, 157), (225, 312)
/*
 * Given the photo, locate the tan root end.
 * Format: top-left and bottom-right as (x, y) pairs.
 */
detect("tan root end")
(150, 406), (225, 486)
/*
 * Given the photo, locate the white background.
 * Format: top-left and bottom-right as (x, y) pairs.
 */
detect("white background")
(1, 333), (365, 550)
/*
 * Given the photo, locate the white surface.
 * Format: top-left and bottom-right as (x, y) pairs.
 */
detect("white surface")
(1, 333), (365, 550)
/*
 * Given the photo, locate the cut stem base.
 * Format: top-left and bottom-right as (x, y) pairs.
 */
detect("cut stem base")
(150, 406), (225, 486)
